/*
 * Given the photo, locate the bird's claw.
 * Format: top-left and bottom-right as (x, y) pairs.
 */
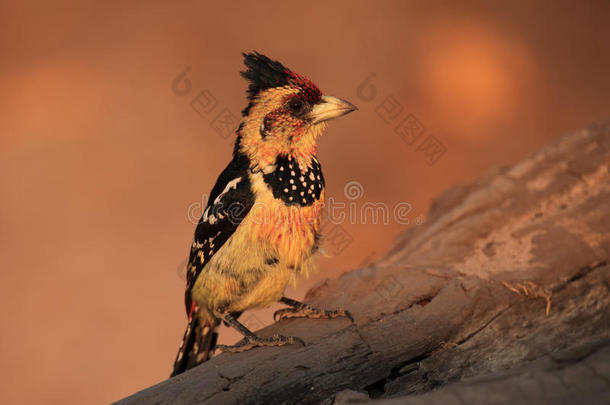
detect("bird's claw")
(216, 334), (305, 353)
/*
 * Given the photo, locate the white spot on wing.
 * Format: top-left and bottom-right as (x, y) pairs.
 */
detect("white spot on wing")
(214, 177), (242, 205)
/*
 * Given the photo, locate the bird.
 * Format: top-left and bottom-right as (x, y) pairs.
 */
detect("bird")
(171, 52), (357, 376)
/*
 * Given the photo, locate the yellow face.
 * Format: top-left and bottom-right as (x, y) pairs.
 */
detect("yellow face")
(238, 86), (357, 171)
(238, 86), (323, 170)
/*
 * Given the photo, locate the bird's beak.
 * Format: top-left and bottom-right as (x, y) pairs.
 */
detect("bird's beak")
(310, 95), (358, 124)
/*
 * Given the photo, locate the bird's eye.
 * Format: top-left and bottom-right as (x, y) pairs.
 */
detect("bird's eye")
(286, 98), (306, 115)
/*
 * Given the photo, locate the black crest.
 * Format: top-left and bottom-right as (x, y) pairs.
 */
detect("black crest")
(241, 52), (291, 101)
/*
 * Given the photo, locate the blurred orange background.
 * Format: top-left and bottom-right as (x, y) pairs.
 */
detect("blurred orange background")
(1, 1), (609, 403)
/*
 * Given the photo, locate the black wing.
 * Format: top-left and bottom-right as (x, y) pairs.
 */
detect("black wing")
(184, 152), (254, 315)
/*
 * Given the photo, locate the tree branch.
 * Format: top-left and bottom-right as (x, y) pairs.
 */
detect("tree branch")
(116, 122), (610, 405)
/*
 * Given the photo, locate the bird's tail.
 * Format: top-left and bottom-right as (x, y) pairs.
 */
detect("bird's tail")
(170, 310), (219, 377)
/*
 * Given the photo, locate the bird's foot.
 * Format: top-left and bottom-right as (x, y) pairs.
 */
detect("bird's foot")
(274, 300), (353, 322)
(216, 333), (305, 353)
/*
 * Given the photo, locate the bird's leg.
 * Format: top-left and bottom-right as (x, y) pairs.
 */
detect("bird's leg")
(214, 312), (305, 353)
(273, 297), (353, 322)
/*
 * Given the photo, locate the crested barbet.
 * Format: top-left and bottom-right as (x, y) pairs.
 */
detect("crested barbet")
(171, 52), (357, 376)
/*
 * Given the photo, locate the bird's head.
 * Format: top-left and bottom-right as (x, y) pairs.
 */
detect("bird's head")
(236, 52), (357, 171)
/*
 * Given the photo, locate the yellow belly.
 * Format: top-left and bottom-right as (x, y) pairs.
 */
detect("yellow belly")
(191, 182), (324, 315)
